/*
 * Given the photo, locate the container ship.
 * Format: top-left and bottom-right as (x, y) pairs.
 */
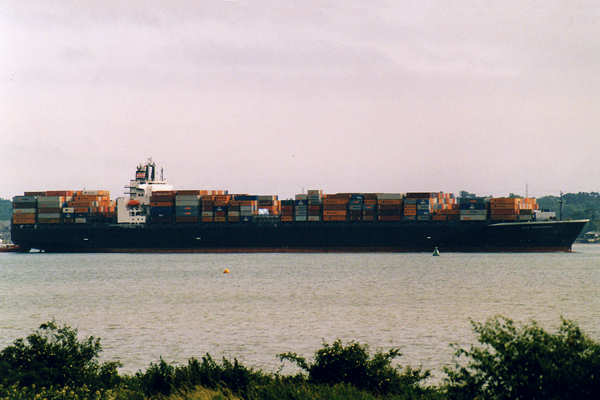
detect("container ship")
(10, 159), (587, 253)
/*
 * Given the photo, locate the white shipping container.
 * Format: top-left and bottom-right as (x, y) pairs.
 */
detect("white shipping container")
(308, 216), (321, 221)
(62, 207), (75, 213)
(38, 213), (61, 218)
(460, 210), (487, 215)
(38, 196), (63, 201)
(176, 200), (200, 206)
(75, 217), (87, 223)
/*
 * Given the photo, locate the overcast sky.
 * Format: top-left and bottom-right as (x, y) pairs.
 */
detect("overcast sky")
(2, 0), (599, 200)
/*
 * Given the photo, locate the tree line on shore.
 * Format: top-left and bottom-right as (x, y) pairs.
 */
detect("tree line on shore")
(1, 317), (599, 400)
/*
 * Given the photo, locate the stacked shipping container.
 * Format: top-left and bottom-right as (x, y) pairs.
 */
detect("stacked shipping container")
(307, 190), (322, 222)
(12, 196), (37, 225)
(13, 187), (538, 226)
(234, 195), (259, 221)
(257, 195), (280, 216)
(280, 200), (294, 222)
(378, 193), (403, 221)
(12, 190), (114, 225)
(38, 195), (67, 224)
(322, 194), (349, 222)
(362, 194), (377, 221)
(348, 194), (363, 221)
(175, 191), (200, 223)
(490, 198), (538, 221)
(432, 193), (458, 221)
(67, 190), (113, 223)
(459, 197), (488, 221)
(294, 194), (308, 222)
(150, 191), (175, 223)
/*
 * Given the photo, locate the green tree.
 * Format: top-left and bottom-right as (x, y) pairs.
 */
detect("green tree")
(279, 339), (430, 396)
(0, 320), (121, 390)
(443, 316), (600, 400)
(0, 198), (11, 220)
(537, 192), (600, 233)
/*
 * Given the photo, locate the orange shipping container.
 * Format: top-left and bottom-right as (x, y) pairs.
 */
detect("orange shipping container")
(46, 190), (74, 196)
(323, 215), (347, 221)
(323, 197), (349, 204)
(150, 201), (173, 207)
(323, 210), (347, 216)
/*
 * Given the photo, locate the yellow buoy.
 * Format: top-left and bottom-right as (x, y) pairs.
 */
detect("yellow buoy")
(223, 268), (230, 274)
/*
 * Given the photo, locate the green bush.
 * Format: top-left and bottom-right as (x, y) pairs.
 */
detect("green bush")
(279, 339), (430, 397)
(136, 358), (175, 396)
(5, 318), (600, 399)
(443, 316), (600, 400)
(134, 354), (269, 397)
(0, 320), (121, 391)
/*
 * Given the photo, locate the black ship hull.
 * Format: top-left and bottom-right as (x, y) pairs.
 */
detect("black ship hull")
(10, 219), (588, 253)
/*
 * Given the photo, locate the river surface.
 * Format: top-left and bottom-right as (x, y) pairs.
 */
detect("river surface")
(1, 245), (599, 378)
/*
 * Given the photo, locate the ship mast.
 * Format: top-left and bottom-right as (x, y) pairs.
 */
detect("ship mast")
(559, 191), (564, 221)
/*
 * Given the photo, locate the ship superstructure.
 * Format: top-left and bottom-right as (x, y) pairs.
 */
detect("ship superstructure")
(116, 159), (173, 224)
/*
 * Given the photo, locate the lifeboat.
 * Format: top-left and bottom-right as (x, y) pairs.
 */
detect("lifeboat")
(127, 199), (141, 208)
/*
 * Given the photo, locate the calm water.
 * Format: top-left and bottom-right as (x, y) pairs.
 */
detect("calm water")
(1, 245), (599, 377)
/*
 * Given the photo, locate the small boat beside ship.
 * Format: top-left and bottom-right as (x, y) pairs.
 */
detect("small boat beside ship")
(0, 244), (19, 252)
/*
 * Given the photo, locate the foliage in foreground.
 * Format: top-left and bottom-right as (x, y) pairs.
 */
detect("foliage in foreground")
(132, 354), (270, 398)
(2, 317), (600, 399)
(443, 316), (600, 400)
(279, 339), (430, 397)
(0, 320), (120, 390)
